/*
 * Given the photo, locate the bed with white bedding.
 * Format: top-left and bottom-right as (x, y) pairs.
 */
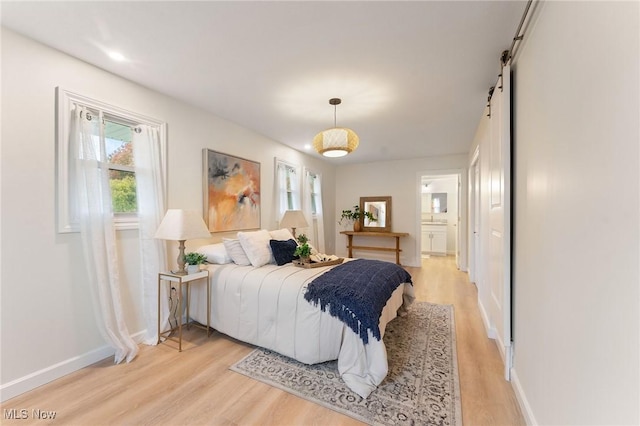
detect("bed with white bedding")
(188, 260), (415, 398)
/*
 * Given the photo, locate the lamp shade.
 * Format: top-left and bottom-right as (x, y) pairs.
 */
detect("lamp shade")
(313, 127), (359, 157)
(280, 210), (309, 230)
(154, 209), (210, 241)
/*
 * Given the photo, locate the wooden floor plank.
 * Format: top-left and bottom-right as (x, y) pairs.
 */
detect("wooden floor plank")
(1, 256), (524, 425)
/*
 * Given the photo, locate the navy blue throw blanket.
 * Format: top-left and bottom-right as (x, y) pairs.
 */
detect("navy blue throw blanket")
(303, 259), (412, 344)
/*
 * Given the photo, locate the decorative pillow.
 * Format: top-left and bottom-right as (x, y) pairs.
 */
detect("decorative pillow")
(195, 243), (232, 264)
(222, 238), (251, 266)
(269, 228), (295, 241)
(237, 229), (273, 267)
(269, 239), (298, 266)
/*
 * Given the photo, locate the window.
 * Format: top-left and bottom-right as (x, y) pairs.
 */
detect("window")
(57, 87), (166, 232)
(275, 159), (301, 225)
(282, 164), (300, 210)
(302, 168), (325, 253)
(307, 171), (319, 215)
(104, 118), (136, 214)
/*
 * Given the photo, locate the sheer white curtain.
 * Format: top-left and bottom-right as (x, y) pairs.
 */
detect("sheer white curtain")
(303, 168), (325, 253)
(133, 125), (168, 345)
(275, 160), (301, 227)
(70, 105), (138, 363)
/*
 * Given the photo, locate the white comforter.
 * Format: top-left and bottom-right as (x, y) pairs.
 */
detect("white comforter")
(189, 261), (414, 398)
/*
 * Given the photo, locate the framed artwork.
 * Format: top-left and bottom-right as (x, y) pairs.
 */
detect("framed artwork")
(203, 149), (261, 232)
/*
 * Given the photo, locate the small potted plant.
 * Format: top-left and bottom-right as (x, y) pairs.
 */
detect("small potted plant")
(339, 205), (377, 232)
(293, 234), (312, 263)
(184, 252), (207, 274)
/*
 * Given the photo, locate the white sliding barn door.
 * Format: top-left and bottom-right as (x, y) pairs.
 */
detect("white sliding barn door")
(488, 63), (512, 379)
(469, 149), (480, 285)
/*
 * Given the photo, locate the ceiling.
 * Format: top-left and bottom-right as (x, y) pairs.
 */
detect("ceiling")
(1, 1), (526, 164)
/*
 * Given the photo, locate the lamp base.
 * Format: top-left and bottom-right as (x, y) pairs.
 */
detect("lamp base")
(175, 239), (187, 275)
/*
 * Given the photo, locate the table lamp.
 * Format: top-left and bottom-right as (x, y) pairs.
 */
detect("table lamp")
(280, 210), (309, 238)
(154, 209), (211, 275)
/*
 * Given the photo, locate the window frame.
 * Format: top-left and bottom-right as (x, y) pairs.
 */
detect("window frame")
(56, 87), (167, 233)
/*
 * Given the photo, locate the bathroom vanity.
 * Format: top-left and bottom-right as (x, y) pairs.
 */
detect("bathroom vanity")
(421, 222), (447, 255)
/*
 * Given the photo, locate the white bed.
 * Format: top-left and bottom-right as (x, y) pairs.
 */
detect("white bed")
(188, 261), (415, 398)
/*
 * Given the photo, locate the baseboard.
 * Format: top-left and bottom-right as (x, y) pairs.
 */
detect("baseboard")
(477, 299), (497, 339)
(0, 346), (114, 402)
(494, 333), (507, 363)
(0, 330), (147, 402)
(510, 368), (538, 425)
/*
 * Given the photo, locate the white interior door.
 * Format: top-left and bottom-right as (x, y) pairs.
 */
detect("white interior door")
(469, 152), (480, 284)
(488, 64), (512, 379)
(455, 174), (461, 269)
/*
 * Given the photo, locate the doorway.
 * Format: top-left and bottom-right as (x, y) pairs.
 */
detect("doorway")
(417, 171), (461, 269)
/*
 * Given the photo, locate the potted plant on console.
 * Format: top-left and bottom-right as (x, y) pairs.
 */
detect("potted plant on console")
(339, 205), (377, 232)
(184, 252), (207, 274)
(294, 234), (312, 263)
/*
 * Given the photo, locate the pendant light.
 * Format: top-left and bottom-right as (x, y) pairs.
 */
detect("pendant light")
(313, 98), (359, 157)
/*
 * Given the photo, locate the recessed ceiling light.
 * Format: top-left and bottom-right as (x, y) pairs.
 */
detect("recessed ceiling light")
(304, 144), (311, 150)
(108, 51), (126, 62)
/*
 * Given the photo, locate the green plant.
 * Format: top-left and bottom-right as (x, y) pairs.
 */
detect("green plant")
(184, 252), (207, 265)
(339, 205), (377, 225)
(110, 173), (137, 213)
(294, 234), (311, 258)
(294, 244), (311, 258)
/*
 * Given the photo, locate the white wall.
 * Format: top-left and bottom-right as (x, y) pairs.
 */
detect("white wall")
(509, 2), (639, 424)
(0, 28), (336, 399)
(335, 155), (468, 267)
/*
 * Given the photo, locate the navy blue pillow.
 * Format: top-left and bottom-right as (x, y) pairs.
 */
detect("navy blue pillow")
(269, 239), (298, 266)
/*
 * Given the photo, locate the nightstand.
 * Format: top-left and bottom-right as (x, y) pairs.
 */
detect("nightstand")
(157, 269), (210, 352)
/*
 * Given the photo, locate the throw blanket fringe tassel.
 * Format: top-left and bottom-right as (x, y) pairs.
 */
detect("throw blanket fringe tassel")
(304, 259), (412, 344)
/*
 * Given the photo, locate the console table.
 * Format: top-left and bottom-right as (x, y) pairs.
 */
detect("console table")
(340, 231), (410, 265)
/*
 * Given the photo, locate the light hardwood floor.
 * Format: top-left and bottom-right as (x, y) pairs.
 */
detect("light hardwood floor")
(1, 256), (524, 425)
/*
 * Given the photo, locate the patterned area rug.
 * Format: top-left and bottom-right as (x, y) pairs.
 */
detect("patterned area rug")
(230, 302), (462, 425)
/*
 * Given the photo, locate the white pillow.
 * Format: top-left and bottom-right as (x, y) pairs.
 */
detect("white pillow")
(222, 238), (251, 266)
(195, 243), (232, 264)
(270, 228), (295, 241)
(237, 229), (273, 267)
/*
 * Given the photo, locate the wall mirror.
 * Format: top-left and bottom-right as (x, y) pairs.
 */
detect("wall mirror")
(360, 196), (392, 232)
(431, 193), (448, 213)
